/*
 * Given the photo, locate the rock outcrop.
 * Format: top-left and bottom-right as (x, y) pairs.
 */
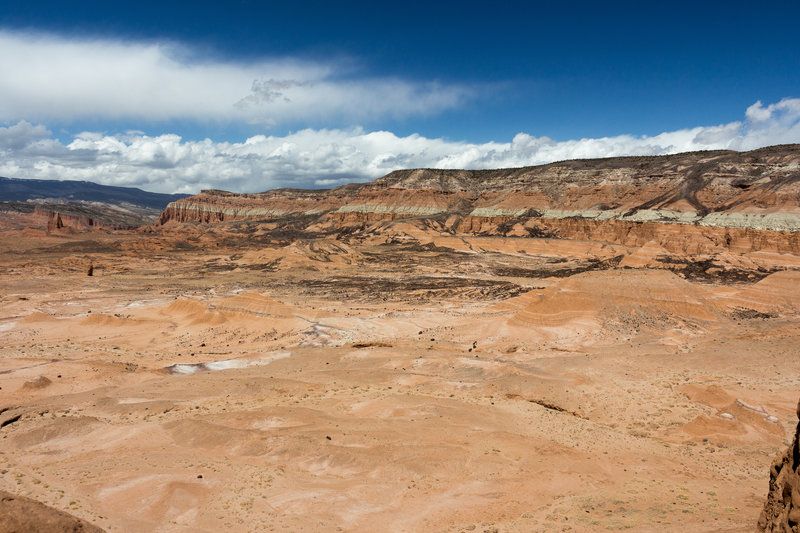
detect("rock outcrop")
(158, 145), (800, 253)
(33, 204), (154, 231)
(0, 490), (105, 532)
(759, 398), (800, 532)
(0, 176), (185, 231)
(0, 202), (156, 232)
(157, 187), (354, 224)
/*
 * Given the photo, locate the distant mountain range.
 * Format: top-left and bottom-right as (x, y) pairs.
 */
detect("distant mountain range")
(0, 176), (187, 209)
(0, 177), (190, 229)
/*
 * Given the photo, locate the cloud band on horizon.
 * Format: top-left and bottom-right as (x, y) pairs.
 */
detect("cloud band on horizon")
(1, 98), (799, 194)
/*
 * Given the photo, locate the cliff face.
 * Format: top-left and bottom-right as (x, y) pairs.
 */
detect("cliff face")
(36, 205), (100, 231)
(158, 145), (800, 253)
(0, 202), (157, 232)
(32, 203), (157, 231)
(759, 399), (800, 532)
(157, 188), (349, 224)
(454, 216), (800, 255)
(0, 177), (186, 231)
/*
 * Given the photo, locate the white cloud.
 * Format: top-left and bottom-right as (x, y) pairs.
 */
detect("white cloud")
(1, 99), (799, 194)
(0, 30), (470, 124)
(0, 120), (51, 151)
(746, 101), (772, 122)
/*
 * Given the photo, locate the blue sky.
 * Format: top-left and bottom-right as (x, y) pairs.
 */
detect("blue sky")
(0, 0), (799, 193)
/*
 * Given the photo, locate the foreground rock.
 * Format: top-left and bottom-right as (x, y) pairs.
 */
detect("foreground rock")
(0, 490), (104, 532)
(759, 398), (800, 532)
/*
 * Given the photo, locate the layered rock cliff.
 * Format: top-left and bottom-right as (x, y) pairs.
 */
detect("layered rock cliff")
(759, 398), (800, 532)
(157, 188), (352, 224)
(35, 205), (110, 231)
(158, 145), (800, 252)
(32, 203), (158, 231)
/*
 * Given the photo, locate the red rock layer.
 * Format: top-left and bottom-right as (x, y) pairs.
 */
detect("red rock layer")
(759, 398), (800, 532)
(158, 188), (349, 224)
(157, 146), (800, 254)
(456, 216), (800, 255)
(34, 206), (136, 231)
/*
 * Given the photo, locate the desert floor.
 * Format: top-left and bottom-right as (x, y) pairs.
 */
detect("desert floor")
(0, 220), (798, 532)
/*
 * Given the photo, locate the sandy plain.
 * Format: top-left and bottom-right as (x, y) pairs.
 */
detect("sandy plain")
(0, 216), (798, 532)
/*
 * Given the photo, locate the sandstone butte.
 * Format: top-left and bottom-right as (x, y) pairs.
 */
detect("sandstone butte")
(0, 144), (799, 532)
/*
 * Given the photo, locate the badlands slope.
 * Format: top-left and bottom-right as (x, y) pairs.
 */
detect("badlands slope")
(1, 147), (800, 532)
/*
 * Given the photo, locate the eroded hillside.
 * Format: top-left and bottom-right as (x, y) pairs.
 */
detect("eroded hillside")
(1, 146), (799, 532)
(161, 145), (800, 241)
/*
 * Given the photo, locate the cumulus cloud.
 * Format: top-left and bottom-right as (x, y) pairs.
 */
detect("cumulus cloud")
(0, 121), (51, 151)
(0, 30), (470, 124)
(1, 99), (799, 194)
